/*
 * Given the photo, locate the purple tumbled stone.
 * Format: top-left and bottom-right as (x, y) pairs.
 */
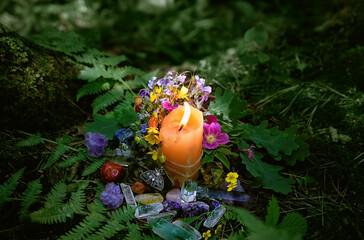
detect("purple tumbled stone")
(220, 179), (245, 192)
(181, 201), (209, 218)
(84, 132), (108, 158)
(100, 182), (124, 209)
(163, 200), (181, 212)
(166, 188), (181, 204)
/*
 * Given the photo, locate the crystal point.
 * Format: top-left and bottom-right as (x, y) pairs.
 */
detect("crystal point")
(134, 202), (164, 219)
(203, 205), (226, 228)
(120, 183), (137, 207)
(173, 220), (202, 240)
(149, 218), (199, 240)
(181, 180), (197, 203)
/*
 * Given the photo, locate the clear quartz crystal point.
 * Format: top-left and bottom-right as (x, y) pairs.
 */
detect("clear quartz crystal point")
(197, 186), (255, 209)
(173, 220), (202, 240)
(149, 218), (199, 240)
(203, 205), (226, 228)
(134, 202), (164, 219)
(119, 183), (137, 207)
(147, 210), (177, 223)
(181, 180), (198, 203)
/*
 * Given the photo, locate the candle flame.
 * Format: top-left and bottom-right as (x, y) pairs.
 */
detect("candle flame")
(179, 102), (191, 131)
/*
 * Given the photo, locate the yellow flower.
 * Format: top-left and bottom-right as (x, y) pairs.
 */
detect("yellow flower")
(153, 112), (158, 118)
(202, 230), (211, 240)
(227, 182), (237, 191)
(177, 86), (189, 100)
(144, 127), (160, 145)
(147, 150), (159, 160)
(134, 136), (141, 143)
(150, 92), (158, 102)
(225, 172), (239, 183)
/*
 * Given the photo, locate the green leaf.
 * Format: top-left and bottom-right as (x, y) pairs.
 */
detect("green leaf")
(114, 103), (139, 127)
(244, 23), (268, 47)
(216, 152), (230, 170)
(202, 153), (214, 165)
(285, 134), (310, 166)
(239, 150), (295, 194)
(78, 65), (111, 81)
(265, 196), (280, 227)
(277, 213), (308, 239)
(216, 148), (239, 157)
(19, 178), (42, 221)
(92, 84), (124, 113)
(239, 121), (299, 159)
(209, 88), (234, 120)
(258, 52), (270, 63)
(76, 78), (115, 101)
(82, 158), (107, 176)
(230, 207), (267, 233)
(229, 95), (247, 127)
(85, 114), (121, 140)
(0, 168), (25, 208)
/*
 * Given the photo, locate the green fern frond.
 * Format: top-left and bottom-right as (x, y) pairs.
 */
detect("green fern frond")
(111, 66), (145, 81)
(30, 204), (75, 224)
(125, 223), (142, 240)
(44, 181), (67, 208)
(82, 158), (107, 177)
(88, 219), (125, 240)
(75, 48), (128, 66)
(92, 84), (124, 113)
(76, 78), (115, 101)
(0, 167), (25, 208)
(59, 200), (107, 240)
(110, 205), (136, 224)
(68, 181), (89, 215)
(17, 132), (44, 147)
(58, 151), (87, 168)
(42, 143), (68, 170)
(19, 178), (42, 221)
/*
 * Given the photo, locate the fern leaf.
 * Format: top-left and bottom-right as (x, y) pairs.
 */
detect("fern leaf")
(92, 84), (124, 113)
(19, 178), (42, 221)
(68, 181), (89, 215)
(76, 78), (115, 101)
(58, 151), (87, 168)
(110, 205), (136, 224)
(59, 200), (107, 240)
(111, 66), (145, 81)
(82, 158), (106, 176)
(125, 223), (142, 240)
(42, 143), (68, 170)
(17, 133), (44, 147)
(0, 167), (25, 208)
(44, 181), (67, 208)
(30, 204), (74, 224)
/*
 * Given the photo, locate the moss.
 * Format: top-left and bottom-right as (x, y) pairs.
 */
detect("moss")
(0, 24), (85, 131)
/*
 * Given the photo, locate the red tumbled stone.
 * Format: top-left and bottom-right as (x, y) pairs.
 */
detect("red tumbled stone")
(100, 161), (125, 183)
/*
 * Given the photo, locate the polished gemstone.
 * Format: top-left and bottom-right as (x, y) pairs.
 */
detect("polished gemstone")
(135, 193), (164, 205)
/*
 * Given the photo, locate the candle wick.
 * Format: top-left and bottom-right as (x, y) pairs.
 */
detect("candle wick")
(179, 125), (183, 131)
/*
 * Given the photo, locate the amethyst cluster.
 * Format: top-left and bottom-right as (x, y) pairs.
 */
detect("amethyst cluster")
(163, 200), (181, 212)
(84, 132), (108, 158)
(181, 201), (209, 218)
(100, 182), (124, 209)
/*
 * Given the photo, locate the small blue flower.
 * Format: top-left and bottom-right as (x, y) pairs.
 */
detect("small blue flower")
(148, 77), (157, 89)
(115, 129), (134, 148)
(140, 90), (150, 98)
(212, 200), (220, 208)
(141, 124), (148, 133)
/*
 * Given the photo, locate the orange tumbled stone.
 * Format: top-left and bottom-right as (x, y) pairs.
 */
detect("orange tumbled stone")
(132, 182), (147, 194)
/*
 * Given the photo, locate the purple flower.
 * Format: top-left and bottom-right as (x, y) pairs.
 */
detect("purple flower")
(156, 78), (170, 86)
(202, 122), (230, 149)
(141, 123), (148, 133)
(212, 200), (220, 208)
(140, 90), (150, 98)
(177, 74), (186, 83)
(195, 75), (205, 89)
(242, 144), (256, 160)
(84, 132), (108, 158)
(163, 88), (173, 96)
(200, 86), (211, 103)
(100, 182), (124, 209)
(163, 102), (178, 112)
(159, 98), (169, 103)
(148, 77), (157, 89)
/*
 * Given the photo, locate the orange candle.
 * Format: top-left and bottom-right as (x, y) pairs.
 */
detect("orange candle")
(160, 102), (203, 187)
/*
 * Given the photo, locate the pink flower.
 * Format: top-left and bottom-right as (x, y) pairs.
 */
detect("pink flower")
(203, 122), (230, 149)
(163, 102), (178, 112)
(205, 115), (218, 124)
(242, 144), (256, 160)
